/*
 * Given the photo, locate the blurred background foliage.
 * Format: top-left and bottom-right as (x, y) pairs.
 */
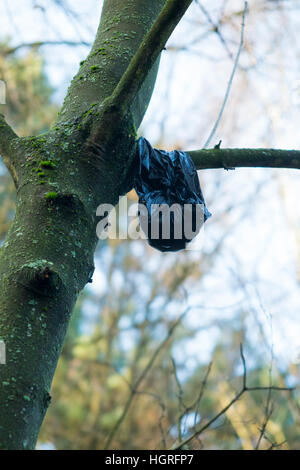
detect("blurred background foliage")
(1, 0), (300, 450)
(0, 40), (58, 243)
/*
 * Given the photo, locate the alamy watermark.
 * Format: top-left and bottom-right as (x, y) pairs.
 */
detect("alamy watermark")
(0, 340), (6, 365)
(0, 80), (6, 105)
(96, 196), (207, 251)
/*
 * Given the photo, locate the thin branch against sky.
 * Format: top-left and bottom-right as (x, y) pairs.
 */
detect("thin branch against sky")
(203, 1), (248, 149)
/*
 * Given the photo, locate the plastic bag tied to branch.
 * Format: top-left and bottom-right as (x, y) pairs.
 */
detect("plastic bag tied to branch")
(134, 138), (211, 252)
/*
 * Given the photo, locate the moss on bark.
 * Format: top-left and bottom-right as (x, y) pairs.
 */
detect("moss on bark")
(0, 0), (166, 449)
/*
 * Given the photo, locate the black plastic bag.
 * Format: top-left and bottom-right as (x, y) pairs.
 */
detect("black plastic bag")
(134, 138), (211, 252)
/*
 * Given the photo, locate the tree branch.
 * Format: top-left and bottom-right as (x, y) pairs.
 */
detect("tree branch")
(90, 0), (193, 142)
(171, 345), (295, 450)
(0, 114), (20, 184)
(187, 147), (300, 171)
(1, 41), (91, 56)
(109, 0), (194, 114)
(203, 2), (248, 149)
(104, 310), (188, 450)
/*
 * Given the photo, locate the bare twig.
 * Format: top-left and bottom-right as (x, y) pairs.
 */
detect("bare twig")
(0, 114), (20, 185)
(108, 0), (193, 113)
(193, 361), (213, 427)
(255, 308), (275, 450)
(90, 0), (193, 143)
(135, 390), (167, 449)
(266, 437), (287, 450)
(171, 345), (295, 450)
(104, 310), (187, 449)
(171, 357), (185, 442)
(203, 2), (248, 149)
(195, 1), (234, 61)
(240, 343), (247, 389)
(1, 41), (91, 56)
(163, 360), (212, 446)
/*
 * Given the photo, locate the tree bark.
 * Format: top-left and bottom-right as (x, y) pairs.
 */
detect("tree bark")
(187, 147), (300, 171)
(0, 0), (299, 450)
(0, 0), (170, 450)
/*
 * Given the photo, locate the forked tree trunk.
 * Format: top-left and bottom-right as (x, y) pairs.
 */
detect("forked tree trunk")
(0, 0), (166, 449)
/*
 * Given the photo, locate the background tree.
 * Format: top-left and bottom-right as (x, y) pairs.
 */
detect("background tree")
(0, 41), (59, 242)
(1, 0), (300, 450)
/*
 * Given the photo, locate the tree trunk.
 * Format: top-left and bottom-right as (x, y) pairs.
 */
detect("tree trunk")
(1, 0), (299, 450)
(0, 0), (166, 449)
